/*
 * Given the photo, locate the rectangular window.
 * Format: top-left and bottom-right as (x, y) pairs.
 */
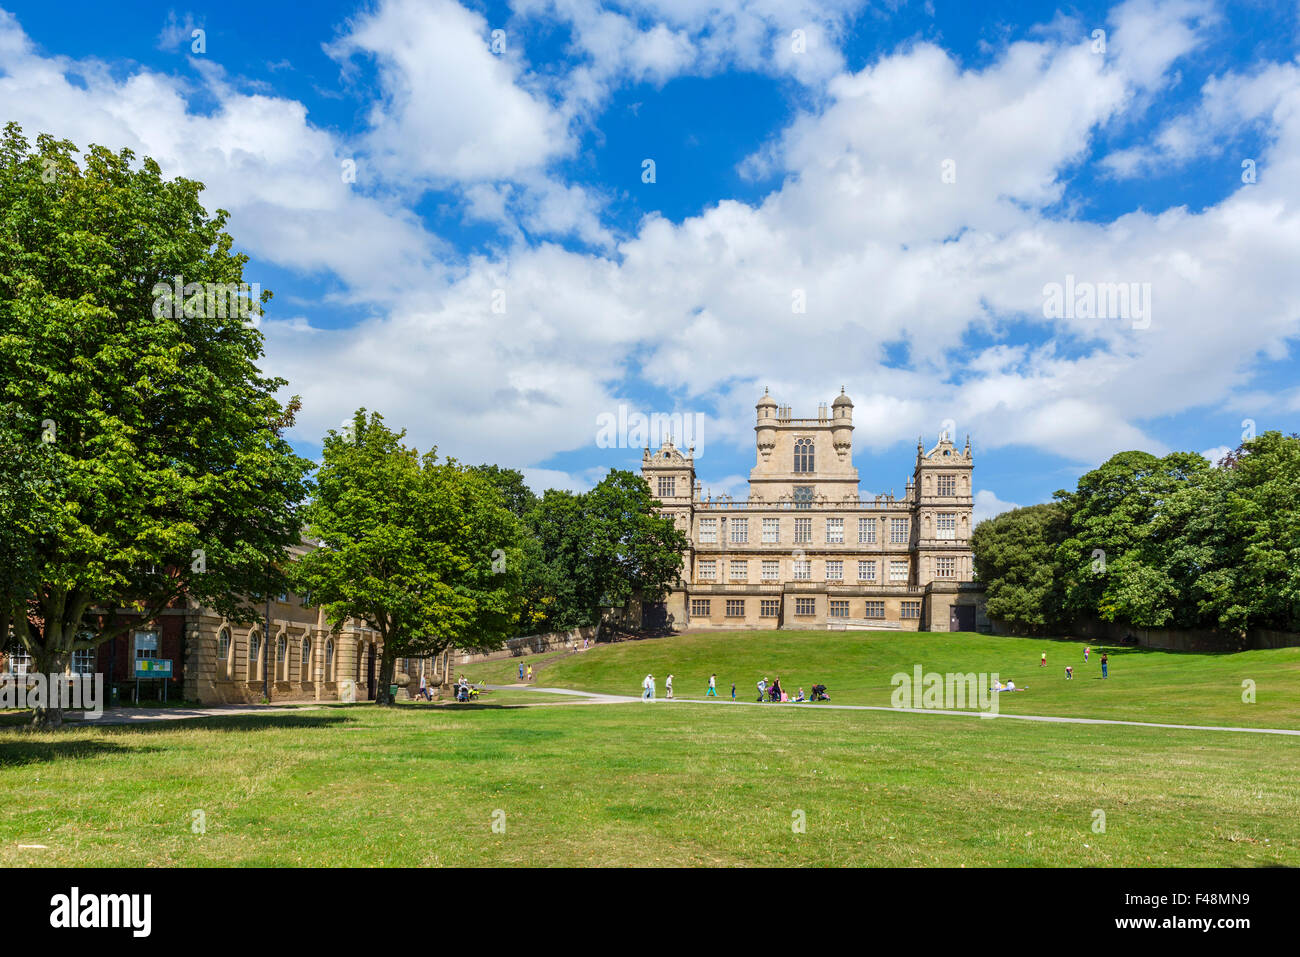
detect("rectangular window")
(890, 518), (910, 544)
(725, 599), (745, 618)
(133, 631), (158, 662)
(698, 518), (717, 543)
(825, 560), (843, 581)
(864, 601), (885, 618)
(937, 474), (956, 496)
(761, 560), (780, 581)
(890, 560), (909, 582)
(794, 597), (816, 616)
(71, 649), (95, 675)
(6, 649), (32, 675)
(657, 476), (674, 497)
(858, 560), (876, 582)
(760, 599), (780, 618)
(858, 517), (876, 544)
(729, 560), (748, 581)
(935, 557), (957, 578)
(762, 518), (779, 543)
(793, 560), (811, 581)
(901, 601), (921, 619)
(794, 518), (812, 543)
(730, 518), (748, 544)
(937, 513), (956, 540)
(697, 559), (716, 581)
(793, 486), (814, 509)
(826, 517), (843, 544)
(691, 599), (711, 617)
(829, 600), (849, 618)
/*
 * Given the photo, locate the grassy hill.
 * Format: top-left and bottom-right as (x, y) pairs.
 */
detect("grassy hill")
(459, 630), (1300, 729)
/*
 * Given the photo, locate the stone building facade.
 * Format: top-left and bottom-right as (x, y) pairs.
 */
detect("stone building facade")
(643, 389), (985, 632)
(2, 542), (396, 705)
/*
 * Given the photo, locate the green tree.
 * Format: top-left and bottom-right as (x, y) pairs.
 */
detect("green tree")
(970, 504), (1068, 632)
(295, 411), (525, 705)
(530, 471), (687, 638)
(1167, 431), (1300, 633)
(1054, 450), (1209, 628)
(0, 125), (311, 726)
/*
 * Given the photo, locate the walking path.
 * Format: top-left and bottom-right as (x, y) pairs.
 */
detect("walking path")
(486, 684), (1300, 737)
(84, 704), (310, 725)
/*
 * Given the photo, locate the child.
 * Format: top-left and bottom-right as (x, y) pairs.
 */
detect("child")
(518, 662), (524, 681)
(526, 664), (533, 682)
(1084, 646), (1090, 663)
(1040, 651), (1047, 667)
(1065, 665), (1073, 680)
(730, 682), (736, 701)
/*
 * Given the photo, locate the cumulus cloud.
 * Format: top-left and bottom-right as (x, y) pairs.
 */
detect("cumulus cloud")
(3, 0), (1298, 492)
(973, 489), (1021, 526)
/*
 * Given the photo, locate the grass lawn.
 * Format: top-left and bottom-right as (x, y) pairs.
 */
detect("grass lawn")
(0, 699), (1295, 867)
(458, 630), (1300, 729)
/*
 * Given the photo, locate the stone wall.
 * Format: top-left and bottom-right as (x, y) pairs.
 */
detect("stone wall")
(994, 616), (1300, 652)
(451, 625), (598, 667)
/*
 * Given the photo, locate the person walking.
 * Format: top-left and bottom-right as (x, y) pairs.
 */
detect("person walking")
(666, 673), (674, 699)
(707, 673), (718, 697)
(1100, 652), (1108, 679)
(1040, 651), (1047, 667)
(642, 674), (653, 700)
(731, 682), (736, 701)
(1084, 646), (1090, 663)
(526, 664), (533, 682)
(518, 661), (524, 681)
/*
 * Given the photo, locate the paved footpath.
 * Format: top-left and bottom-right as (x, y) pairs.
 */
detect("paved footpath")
(487, 684), (1300, 737)
(84, 704), (309, 725)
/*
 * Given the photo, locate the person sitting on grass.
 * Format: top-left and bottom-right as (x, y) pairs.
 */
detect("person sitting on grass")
(795, 687), (805, 702)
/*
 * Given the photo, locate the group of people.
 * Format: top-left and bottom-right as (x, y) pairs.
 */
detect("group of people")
(1005, 645), (1113, 692)
(1042, 645), (1111, 680)
(638, 672), (826, 703)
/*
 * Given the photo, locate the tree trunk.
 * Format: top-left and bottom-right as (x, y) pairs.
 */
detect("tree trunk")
(375, 653), (396, 706)
(29, 649), (66, 729)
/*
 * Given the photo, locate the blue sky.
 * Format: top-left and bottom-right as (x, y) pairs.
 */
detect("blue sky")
(2, 0), (1298, 521)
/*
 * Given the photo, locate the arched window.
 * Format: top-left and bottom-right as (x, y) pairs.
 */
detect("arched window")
(793, 437), (814, 473)
(217, 628), (231, 678)
(276, 635), (287, 680)
(276, 635), (286, 662)
(325, 639), (334, 680)
(301, 637), (311, 676)
(248, 631), (261, 678)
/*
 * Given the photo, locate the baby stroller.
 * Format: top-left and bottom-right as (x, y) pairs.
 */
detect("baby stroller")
(455, 684), (470, 702)
(767, 685), (782, 702)
(809, 684), (829, 701)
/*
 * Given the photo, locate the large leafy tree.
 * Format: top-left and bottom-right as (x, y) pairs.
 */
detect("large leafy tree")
(1053, 450), (1209, 628)
(1162, 431), (1300, 634)
(970, 504), (1068, 633)
(295, 411), (525, 705)
(530, 470), (688, 637)
(0, 125), (311, 725)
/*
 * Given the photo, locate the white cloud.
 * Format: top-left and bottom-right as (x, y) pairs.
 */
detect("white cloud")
(973, 489), (1020, 526)
(3, 0), (1298, 491)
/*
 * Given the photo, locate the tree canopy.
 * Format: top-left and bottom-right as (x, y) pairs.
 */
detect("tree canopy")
(294, 411), (527, 704)
(0, 123), (312, 724)
(972, 433), (1300, 636)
